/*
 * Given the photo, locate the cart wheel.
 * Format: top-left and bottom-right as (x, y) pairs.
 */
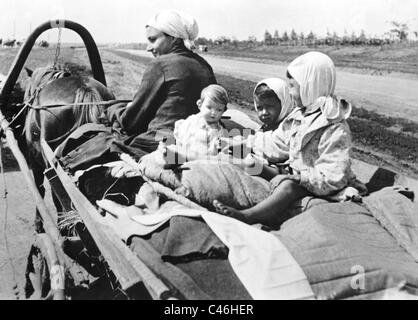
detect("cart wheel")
(25, 233), (65, 300)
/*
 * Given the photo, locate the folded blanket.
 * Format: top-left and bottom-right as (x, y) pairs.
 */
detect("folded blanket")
(275, 189), (418, 299)
(160, 216), (228, 263)
(362, 187), (418, 262)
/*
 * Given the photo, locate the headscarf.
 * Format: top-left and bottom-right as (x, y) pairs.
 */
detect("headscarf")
(146, 10), (199, 51)
(253, 78), (293, 123)
(287, 51), (351, 121)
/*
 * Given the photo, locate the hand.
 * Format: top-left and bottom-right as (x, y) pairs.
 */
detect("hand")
(110, 161), (139, 178)
(111, 120), (124, 134)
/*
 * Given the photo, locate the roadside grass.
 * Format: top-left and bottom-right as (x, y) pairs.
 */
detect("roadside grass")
(206, 44), (418, 75)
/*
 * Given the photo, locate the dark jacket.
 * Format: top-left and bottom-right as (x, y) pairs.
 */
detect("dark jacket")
(107, 43), (216, 154)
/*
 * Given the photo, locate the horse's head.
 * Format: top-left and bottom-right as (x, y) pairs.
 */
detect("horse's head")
(23, 65), (115, 123)
(23, 65), (71, 103)
(23, 65), (115, 167)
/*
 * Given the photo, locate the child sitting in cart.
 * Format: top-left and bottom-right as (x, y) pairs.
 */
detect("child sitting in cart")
(213, 51), (367, 228)
(254, 78), (293, 133)
(159, 84), (230, 166)
(232, 78), (294, 178)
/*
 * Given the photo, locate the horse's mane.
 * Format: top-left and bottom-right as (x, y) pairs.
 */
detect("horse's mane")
(73, 85), (108, 126)
(22, 65), (114, 157)
(24, 65), (70, 103)
(25, 65), (111, 125)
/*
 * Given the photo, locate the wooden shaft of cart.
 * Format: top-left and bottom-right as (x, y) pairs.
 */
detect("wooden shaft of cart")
(41, 138), (173, 297)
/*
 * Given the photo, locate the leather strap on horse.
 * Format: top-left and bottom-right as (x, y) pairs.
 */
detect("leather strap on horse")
(28, 99), (132, 110)
(8, 99), (132, 129)
(6, 68), (71, 129)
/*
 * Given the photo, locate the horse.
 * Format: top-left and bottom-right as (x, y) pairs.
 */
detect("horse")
(21, 66), (116, 232)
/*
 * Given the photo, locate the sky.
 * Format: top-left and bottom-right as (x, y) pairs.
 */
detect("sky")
(0, 0), (417, 43)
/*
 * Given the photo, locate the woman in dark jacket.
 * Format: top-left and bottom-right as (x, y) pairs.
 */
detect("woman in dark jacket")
(107, 10), (216, 157)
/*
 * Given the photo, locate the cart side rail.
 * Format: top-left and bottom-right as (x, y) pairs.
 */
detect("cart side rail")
(41, 138), (172, 299)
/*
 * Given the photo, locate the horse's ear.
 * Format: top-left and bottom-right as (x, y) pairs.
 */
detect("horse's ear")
(24, 67), (33, 77)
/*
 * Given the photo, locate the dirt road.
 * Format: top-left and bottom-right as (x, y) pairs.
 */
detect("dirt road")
(0, 146), (56, 300)
(0, 168), (35, 299)
(121, 49), (418, 122)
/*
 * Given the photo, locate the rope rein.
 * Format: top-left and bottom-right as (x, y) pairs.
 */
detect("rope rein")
(53, 28), (62, 69)
(26, 99), (132, 110)
(5, 99), (132, 132)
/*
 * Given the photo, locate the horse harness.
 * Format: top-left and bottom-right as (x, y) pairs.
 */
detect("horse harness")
(8, 69), (131, 129)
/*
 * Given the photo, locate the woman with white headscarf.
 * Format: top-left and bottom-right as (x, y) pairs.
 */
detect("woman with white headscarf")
(107, 10), (216, 158)
(214, 51), (366, 229)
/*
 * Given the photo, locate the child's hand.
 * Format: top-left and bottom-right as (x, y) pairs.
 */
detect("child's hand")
(157, 141), (167, 155)
(110, 161), (138, 178)
(111, 119), (125, 134)
(163, 145), (178, 163)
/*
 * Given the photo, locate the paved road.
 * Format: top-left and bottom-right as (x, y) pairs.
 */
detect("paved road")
(120, 49), (418, 122)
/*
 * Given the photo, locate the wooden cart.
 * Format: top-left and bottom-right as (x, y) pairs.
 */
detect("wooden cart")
(0, 19), (175, 300)
(1, 20), (418, 301)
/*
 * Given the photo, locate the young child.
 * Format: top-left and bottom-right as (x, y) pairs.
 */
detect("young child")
(253, 78), (293, 132)
(160, 84), (229, 164)
(214, 51), (366, 229)
(239, 78), (294, 178)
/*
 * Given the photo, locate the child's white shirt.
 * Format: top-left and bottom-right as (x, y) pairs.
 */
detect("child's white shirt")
(174, 113), (229, 160)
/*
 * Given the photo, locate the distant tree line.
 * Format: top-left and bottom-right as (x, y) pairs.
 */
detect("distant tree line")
(195, 21), (417, 48)
(261, 29), (394, 46)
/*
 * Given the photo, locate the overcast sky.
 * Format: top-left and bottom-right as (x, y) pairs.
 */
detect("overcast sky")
(1, 0), (417, 43)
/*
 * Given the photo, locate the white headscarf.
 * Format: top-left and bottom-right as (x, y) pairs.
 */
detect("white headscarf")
(146, 10), (199, 51)
(287, 51), (351, 120)
(253, 78), (293, 123)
